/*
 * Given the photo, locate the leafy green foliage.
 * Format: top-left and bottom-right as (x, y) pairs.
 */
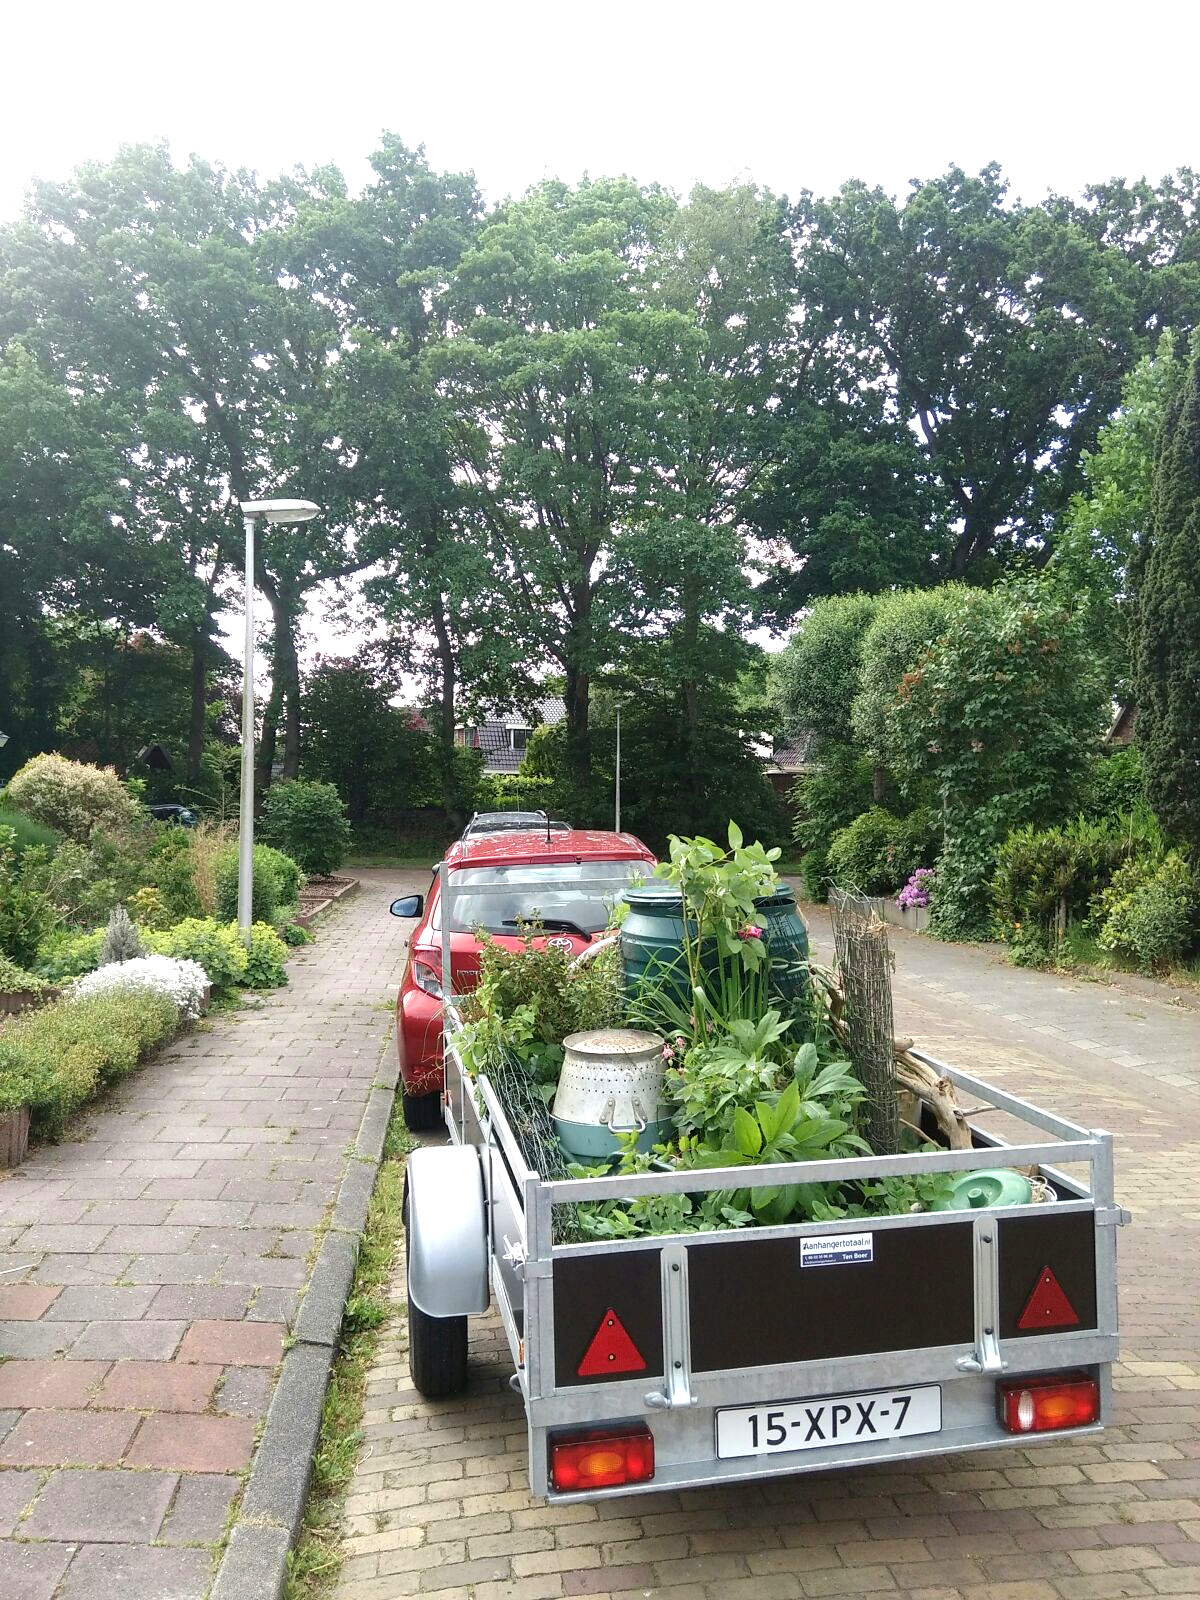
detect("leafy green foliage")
(0, 807), (60, 854)
(213, 842), (302, 923)
(5, 753), (138, 842)
(32, 929), (106, 982)
(991, 811), (1164, 957)
(144, 919), (248, 994)
(851, 586), (970, 771)
(826, 808), (932, 897)
(261, 781), (351, 878)
(0, 989), (180, 1135)
(0, 954), (47, 995)
(1096, 853), (1200, 971)
(243, 923), (289, 989)
(1134, 347), (1200, 850)
(776, 594), (878, 746)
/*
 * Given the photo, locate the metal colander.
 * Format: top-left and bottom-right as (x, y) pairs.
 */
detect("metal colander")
(552, 1028), (671, 1158)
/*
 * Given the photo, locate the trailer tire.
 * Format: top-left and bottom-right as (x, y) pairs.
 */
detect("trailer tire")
(402, 1089), (442, 1132)
(406, 1210), (468, 1397)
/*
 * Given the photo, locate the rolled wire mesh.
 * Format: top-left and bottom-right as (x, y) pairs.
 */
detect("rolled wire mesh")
(829, 887), (900, 1156)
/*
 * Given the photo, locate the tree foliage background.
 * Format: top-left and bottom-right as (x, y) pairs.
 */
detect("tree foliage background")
(3, 139), (1200, 852)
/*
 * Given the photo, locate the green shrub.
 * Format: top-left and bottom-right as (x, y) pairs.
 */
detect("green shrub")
(928, 829), (1000, 943)
(260, 780), (351, 877)
(0, 989), (180, 1136)
(990, 807), (1167, 963)
(0, 807), (60, 854)
(1096, 852), (1199, 972)
(147, 829), (203, 919)
(100, 906), (143, 965)
(799, 846), (831, 903)
(33, 928), (106, 982)
(212, 843), (295, 924)
(5, 753), (138, 842)
(826, 808), (929, 896)
(0, 954), (47, 995)
(243, 923), (289, 988)
(127, 886), (172, 930)
(145, 919), (248, 994)
(1081, 746), (1146, 819)
(0, 832), (57, 967)
(279, 921), (313, 946)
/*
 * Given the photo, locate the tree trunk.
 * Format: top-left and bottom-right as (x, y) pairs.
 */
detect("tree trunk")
(186, 630), (209, 786)
(564, 665), (592, 792)
(872, 764), (887, 804)
(430, 589), (462, 828)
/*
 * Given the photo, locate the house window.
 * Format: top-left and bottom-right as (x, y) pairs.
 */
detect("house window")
(509, 726), (528, 752)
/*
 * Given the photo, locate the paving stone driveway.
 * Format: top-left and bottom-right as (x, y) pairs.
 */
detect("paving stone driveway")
(334, 892), (1200, 1600)
(0, 869), (411, 1599)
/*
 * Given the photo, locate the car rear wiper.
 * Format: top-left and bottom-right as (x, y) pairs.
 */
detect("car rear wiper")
(502, 917), (592, 942)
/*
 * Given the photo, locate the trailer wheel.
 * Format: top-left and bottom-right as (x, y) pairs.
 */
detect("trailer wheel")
(402, 1089), (442, 1132)
(405, 1204), (468, 1397)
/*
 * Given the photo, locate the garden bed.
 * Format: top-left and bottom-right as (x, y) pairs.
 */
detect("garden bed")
(295, 874), (359, 927)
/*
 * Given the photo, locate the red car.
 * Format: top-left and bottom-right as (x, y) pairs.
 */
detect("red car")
(390, 828), (656, 1130)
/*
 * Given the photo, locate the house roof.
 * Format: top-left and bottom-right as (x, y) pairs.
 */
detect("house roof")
(767, 728), (823, 773)
(462, 697), (566, 774)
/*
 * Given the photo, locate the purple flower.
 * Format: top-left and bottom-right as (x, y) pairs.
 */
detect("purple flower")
(897, 868), (935, 910)
(738, 924), (764, 942)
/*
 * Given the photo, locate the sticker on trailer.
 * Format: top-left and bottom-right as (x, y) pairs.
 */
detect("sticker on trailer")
(800, 1231), (873, 1268)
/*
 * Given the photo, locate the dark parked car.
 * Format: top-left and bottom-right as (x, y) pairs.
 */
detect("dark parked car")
(146, 803), (198, 827)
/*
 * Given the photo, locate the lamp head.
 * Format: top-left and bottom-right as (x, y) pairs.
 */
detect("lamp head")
(242, 498), (320, 525)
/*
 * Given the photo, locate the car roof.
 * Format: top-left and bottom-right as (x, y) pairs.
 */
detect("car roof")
(443, 828), (655, 868)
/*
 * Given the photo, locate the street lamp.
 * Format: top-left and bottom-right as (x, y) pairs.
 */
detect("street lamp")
(238, 498), (320, 940)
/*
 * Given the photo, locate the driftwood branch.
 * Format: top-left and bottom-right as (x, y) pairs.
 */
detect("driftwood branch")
(811, 963), (973, 1151)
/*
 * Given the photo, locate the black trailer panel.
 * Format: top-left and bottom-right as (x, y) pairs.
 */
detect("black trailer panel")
(553, 1248), (664, 1387)
(686, 1222), (976, 1372)
(998, 1209), (1098, 1339)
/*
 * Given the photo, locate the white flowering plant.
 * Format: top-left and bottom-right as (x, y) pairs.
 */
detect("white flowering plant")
(68, 954), (210, 1021)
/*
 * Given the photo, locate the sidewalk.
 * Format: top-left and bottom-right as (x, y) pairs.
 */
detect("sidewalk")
(332, 893), (1200, 1600)
(0, 870), (409, 1599)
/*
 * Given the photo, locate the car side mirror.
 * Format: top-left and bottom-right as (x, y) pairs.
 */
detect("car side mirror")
(390, 894), (424, 919)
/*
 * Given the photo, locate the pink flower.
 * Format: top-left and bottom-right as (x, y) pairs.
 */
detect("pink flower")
(739, 924), (764, 941)
(661, 1044), (673, 1061)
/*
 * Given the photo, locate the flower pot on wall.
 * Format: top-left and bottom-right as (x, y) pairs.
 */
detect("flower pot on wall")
(0, 1107), (31, 1170)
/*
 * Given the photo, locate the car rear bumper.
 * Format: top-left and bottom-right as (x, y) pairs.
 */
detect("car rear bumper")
(396, 989), (444, 1096)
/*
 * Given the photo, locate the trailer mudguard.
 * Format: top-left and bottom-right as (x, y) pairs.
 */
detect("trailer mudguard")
(405, 1146), (489, 1318)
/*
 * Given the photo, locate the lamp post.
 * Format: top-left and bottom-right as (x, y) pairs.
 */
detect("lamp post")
(238, 498), (319, 940)
(614, 702), (621, 834)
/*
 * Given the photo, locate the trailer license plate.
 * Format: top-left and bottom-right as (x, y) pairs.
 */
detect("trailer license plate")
(716, 1384), (941, 1459)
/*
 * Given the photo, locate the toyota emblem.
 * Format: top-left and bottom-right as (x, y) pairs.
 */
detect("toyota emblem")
(548, 936), (574, 951)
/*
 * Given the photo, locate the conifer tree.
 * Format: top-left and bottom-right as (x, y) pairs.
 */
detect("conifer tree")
(1135, 351), (1200, 850)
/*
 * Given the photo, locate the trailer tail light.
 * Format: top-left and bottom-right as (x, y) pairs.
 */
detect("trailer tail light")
(997, 1372), (1100, 1434)
(550, 1423), (655, 1491)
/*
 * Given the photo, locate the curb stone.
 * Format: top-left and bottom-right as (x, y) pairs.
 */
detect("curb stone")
(209, 1040), (396, 1600)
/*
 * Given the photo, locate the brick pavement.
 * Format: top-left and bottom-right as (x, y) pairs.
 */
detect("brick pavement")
(0, 869), (410, 1598)
(333, 891), (1200, 1600)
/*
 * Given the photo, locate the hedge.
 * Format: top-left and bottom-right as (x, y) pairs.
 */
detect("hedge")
(0, 989), (180, 1137)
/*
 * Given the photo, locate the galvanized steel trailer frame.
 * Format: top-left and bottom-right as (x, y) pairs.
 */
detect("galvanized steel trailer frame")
(428, 861), (1129, 1500)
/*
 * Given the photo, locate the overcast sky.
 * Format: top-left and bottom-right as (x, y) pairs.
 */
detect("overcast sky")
(3, 0), (1196, 223)
(5, 0), (1196, 686)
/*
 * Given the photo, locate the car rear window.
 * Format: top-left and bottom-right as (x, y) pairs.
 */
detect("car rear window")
(436, 860), (647, 935)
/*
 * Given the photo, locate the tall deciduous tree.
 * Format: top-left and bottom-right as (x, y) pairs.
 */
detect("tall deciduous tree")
(442, 177), (693, 787)
(1135, 349), (1200, 849)
(793, 164), (1146, 578)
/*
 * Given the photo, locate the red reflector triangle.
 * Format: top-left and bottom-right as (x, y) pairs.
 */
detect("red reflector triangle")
(577, 1307), (647, 1377)
(1018, 1265), (1080, 1331)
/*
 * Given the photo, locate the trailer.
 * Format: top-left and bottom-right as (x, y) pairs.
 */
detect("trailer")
(402, 864), (1129, 1501)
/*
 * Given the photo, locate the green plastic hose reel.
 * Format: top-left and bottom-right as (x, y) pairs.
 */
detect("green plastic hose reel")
(931, 1168), (1033, 1211)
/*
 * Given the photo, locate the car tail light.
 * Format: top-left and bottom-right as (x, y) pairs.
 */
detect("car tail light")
(549, 1424), (654, 1491)
(997, 1372), (1100, 1434)
(411, 954), (444, 998)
